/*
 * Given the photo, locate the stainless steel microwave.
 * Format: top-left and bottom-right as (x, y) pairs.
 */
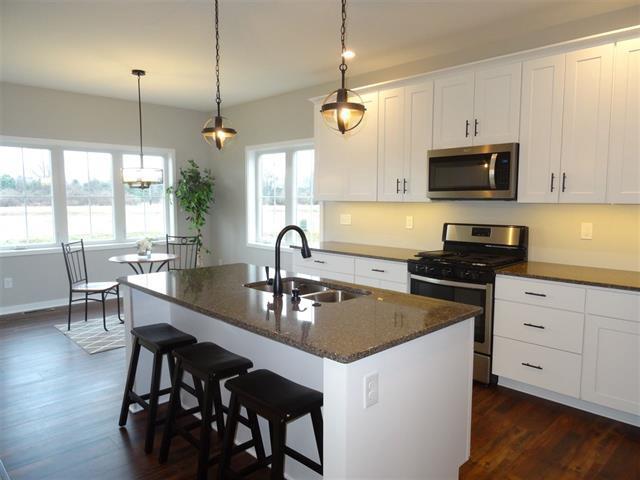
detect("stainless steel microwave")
(427, 143), (519, 200)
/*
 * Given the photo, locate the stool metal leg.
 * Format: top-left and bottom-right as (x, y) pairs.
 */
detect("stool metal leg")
(144, 351), (164, 454)
(159, 358), (184, 464)
(217, 393), (240, 480)
(197, 380), (214, 480)
(310, 408), (323, 467)
(270, 420), (287, 480)
(119, 338), (141, 427)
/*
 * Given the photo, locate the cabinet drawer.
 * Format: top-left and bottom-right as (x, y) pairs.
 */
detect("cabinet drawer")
(354, 257), (408, 284)
(294, 251), (355, 275)
(494, 300), (584, 353)
(495, 276), (586, 312)
(354, 275), (407, 293)
(493, 336), (582, 398)
(586, 289), (640, 323)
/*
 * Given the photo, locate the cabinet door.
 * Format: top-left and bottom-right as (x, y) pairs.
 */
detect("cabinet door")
(607, 37), (640, 204)
(560, 44), (613, 203)
(518, 55), (565, 203)
(433, 72), (474, 148)
(377, 87), (406, 202)
(581, 314), (640, 415)
(403, 81), (433, 202)
(313, 91), (379, 201)
(473, 63), (522, 145)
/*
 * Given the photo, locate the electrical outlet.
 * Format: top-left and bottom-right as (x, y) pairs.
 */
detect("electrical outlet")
(363, 372), (379, 408)
(4, 277), (13, 289)
(340, 214), (352, 226)
(581, 222), (593, 240)
(405, 216), (414, 229)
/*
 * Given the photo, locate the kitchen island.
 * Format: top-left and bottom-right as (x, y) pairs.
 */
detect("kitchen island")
(119, 263), (481, 479)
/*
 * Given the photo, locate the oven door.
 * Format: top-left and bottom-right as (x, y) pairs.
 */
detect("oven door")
(410, 275), (493, 355)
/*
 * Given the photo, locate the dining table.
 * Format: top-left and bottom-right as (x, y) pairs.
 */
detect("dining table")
(108, 253), (178, 274)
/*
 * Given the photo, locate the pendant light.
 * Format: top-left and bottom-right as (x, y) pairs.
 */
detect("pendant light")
(320, 0), (366, 134)
(201, 0), (236, 149)
(122, 69), (163, 189)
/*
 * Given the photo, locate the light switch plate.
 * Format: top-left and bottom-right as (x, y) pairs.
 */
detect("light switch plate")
(340, 214), (352, 226)
(405, 216), (414, 229)
(3, 277), (13, 289)
(581, 222), (593, 240)
(364, 372), (379, 408)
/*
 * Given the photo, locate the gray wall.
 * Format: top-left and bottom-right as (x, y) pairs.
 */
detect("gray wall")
(0, 82), (213, 312)
(210, 6), (640, 272)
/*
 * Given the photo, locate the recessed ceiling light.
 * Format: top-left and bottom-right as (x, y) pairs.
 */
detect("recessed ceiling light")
(342, 50), (355, 60)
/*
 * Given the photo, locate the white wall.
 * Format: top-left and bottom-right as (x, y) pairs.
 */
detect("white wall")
(0, 82), (213, 313)
(210, 6), (640, 273)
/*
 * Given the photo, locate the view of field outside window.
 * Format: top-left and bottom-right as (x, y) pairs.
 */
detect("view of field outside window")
(0, 146), (55, 246)
(123, 154), (166, 239)
(64, 150), (114, 241)
(293, 149), (320, 245)
(258, 152), (286, 245)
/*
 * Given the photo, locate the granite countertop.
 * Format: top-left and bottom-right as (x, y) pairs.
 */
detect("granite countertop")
(497, 261), (640, 292)
(291, 241), (420, 262)
(119, 263), (481, 363)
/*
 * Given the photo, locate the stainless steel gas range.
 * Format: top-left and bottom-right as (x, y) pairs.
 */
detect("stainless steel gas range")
(408, 223), (529, 384)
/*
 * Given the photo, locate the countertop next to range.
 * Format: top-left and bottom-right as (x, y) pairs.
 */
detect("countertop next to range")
(119, 263), (481, 364)
(497, 261), (640, 292)
(290, 240), (420, 262)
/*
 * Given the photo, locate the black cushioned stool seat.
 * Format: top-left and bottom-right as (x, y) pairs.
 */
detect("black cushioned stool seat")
(218, 369), (323, 480)
(159, 342), (265, 480)
(118, 323), (198, 455)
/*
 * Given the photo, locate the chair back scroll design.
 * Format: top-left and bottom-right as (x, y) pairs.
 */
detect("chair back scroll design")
(165, 235), (200, 270)
(61, 239), (89, 286)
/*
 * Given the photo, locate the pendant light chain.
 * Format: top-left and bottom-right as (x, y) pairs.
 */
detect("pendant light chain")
(214, 0), (222, 118)
(339, 0), (347, 88)
(137, 73), (144, 167)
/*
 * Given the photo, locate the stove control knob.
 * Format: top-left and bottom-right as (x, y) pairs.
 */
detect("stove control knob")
(463, 270), (473, 279)
(441, 268), (453, 277)
(426, 266), (437, 275)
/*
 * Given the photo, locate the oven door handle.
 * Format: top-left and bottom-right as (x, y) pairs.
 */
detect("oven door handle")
(410, 274), (488, 291)
(488, 153), (498, 189)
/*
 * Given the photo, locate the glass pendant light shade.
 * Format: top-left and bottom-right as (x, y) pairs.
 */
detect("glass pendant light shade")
(122, 166), (164, 189)
(320, 88), (366, 133)
(201, 115), (237, 150)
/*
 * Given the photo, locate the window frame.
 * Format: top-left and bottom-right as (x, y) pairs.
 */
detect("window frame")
(0, 135), (176, 254)
(245, 138), (322, 249)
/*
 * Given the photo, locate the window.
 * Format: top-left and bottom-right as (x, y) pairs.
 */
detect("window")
(247, 140), (320, 247)
(0, 137), (174, 251)
(0, 146), (54, 246)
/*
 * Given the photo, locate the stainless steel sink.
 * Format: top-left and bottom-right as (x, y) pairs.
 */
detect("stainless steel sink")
(244, 277), (370, 303)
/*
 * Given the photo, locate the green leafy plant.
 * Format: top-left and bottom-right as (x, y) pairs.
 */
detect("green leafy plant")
(166, 159), (215, 255)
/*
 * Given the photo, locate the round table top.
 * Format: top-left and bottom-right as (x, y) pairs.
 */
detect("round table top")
(108, 253), (178, 264)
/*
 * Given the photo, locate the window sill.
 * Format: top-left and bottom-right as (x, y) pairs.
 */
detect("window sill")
(0, 241), (166, 258)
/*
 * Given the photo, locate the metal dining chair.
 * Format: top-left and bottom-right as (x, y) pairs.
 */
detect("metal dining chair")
(61, 239), (123, 331)
(165, 235), (200, 270)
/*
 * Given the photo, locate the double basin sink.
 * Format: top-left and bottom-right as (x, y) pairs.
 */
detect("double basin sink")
(244, 277), (371, 304)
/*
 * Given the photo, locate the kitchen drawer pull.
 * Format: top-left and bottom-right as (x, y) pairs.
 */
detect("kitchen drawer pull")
(465, 120), (470, 137)
(474, 119), (479, 136)
(396, 178), (401, 194)
(371, 268), (386, 273)
(524, 291), (547, 297)
(523, 322), (545, 330)
(521, 362), (543, 370)
(313, 260), (326, 264)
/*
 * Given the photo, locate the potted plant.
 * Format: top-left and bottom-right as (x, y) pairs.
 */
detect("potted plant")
(166, 159), (215, 264)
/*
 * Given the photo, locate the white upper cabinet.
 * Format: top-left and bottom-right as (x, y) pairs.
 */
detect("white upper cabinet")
(433, 72), (474, 148)
(314, 91), (379, 201)
(377, 87), (406, 201)
(560, 44), (613, 203)
(377, 82), (433, 202)
(518, 54), (565, 203)
(607, 38), (640, 204)
(473, 63), (522, 145)
(403, 82), (434, 202)
(433, 64), (521, 149)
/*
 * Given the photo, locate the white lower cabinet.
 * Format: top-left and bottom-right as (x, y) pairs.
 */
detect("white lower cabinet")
(494, 275), (640, 422)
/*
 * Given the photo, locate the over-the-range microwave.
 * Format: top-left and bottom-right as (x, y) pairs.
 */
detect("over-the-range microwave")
(427, 143), (519, 200)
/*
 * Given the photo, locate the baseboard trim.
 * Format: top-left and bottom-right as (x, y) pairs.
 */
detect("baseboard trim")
(0, 296), (120, 318)
(498, 377), (640, 427)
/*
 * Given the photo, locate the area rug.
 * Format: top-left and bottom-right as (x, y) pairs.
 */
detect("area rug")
(54, 315), (125, 354)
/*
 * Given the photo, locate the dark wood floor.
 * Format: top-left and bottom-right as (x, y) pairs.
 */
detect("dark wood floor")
(1, 304), (638, 480)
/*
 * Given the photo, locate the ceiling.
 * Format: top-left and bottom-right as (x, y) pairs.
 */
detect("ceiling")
(1, 0), (638, 111)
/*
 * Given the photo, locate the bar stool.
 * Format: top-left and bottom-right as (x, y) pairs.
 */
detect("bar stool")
(118, 323), (197, 454)
(159, 342), (266, 480)
(218, 369), (323, 480)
